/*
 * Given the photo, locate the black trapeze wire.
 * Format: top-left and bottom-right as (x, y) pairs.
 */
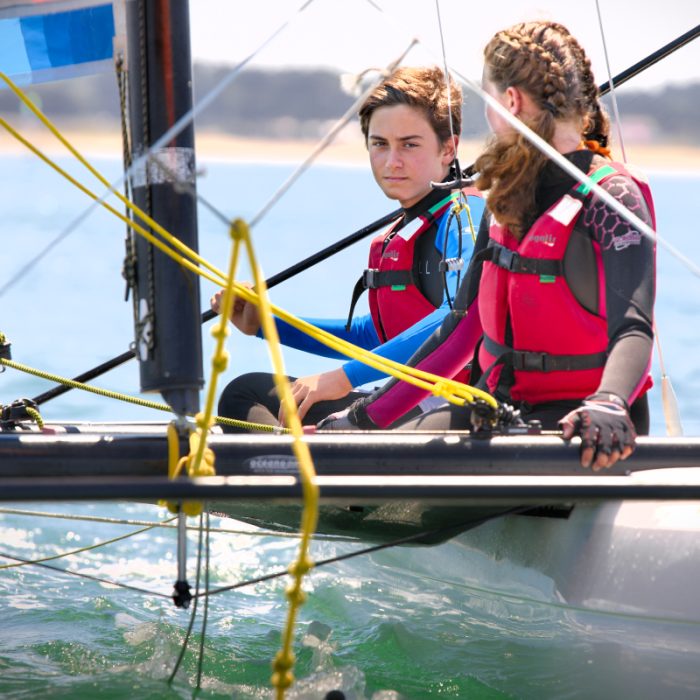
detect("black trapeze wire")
(168, 510), (209, 686)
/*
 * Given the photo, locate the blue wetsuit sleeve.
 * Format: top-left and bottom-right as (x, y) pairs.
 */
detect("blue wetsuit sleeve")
(342, 306), (450, 386)
(258, 313), (381, 360)
(342, 196), (483, 387)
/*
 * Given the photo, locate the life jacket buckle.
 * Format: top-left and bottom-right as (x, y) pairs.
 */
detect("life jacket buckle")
(362, 268), (380, 289)
(513, 351), (549, 372)
(495, 247), (517, 271)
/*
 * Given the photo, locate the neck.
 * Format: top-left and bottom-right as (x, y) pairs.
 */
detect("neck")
(551, 120), (584, 154)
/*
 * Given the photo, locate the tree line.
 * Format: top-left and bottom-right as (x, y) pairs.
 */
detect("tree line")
(1, 64), (697, 143)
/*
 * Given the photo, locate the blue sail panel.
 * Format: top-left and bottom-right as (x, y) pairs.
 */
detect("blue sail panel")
(0, 3), (115, 85)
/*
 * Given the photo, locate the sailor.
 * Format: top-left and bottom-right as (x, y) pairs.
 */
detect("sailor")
(210, 66), (484, 429)
(318, 21), (656, 472)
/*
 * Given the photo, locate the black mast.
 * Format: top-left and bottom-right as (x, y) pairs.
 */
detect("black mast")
(124, 0), (203, 416)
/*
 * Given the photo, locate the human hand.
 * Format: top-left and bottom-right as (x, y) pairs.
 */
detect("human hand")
(278, 368), (353, 424)
(559, 397), (636, 470)
(209, 282), (260, 335)
(315, 408), (359, 431)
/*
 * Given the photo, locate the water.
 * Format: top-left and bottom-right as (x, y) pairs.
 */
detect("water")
(1, 152), (700, 699)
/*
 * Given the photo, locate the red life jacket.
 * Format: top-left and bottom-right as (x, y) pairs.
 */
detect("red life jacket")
(346, 188), (481, 342)
(477, 162), (655, 404)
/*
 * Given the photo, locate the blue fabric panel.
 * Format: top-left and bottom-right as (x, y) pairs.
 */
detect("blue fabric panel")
(22, 5), (114, 71)
(0, 19), (31, 76)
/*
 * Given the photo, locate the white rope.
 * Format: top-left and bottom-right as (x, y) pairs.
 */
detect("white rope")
(364, 0), (700, 280)
(247, 39), (418, 229)
(595, 0), (627, 162)
(0, 0), (318, 297)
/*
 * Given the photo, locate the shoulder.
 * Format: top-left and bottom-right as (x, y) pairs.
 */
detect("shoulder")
(583, 162), (654, 233)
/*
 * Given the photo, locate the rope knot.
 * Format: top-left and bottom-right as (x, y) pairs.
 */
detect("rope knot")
(230, 218), (249, 241)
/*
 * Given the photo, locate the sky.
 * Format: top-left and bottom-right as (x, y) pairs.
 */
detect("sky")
(188, 0), (700, 91)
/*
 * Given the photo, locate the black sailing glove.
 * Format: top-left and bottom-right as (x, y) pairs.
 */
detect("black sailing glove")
(316, 397), (378, 431)
(559, 394), (637, 470)
(316, 408), (357, 431)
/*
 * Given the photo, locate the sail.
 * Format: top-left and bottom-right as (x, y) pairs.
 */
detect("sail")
(0, 0), (116, 85)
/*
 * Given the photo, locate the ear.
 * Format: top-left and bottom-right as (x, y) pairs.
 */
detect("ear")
(504, 86), (523, 116)
(441, 135), (459, 165)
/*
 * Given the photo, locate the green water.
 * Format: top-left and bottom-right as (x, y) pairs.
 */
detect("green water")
(2, 502), (700, 699)
(0, 504), (517, 699)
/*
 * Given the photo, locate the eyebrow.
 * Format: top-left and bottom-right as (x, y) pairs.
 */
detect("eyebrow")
(368, 134), (425, 141)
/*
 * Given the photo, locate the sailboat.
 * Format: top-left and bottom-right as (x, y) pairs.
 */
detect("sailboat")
(2, 1), (700, 697)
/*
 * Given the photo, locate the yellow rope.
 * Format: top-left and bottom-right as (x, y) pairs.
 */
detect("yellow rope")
(0, 357), (287, 433)
(0, 72), (501, 699)
(162, 221), (246, 516)
(0, 72), (497, 413)
(232, 220), (317, 698)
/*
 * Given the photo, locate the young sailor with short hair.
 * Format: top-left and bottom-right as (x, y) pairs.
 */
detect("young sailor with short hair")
(210, 66), (484, 429)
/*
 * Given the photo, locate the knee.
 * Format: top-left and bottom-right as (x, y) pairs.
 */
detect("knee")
(217, 372), (268, 416)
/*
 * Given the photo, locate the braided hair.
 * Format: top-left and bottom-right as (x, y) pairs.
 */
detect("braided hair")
(474, 22), (610, 238)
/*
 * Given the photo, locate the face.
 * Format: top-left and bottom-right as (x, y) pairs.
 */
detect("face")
(367, 104), (455, 209)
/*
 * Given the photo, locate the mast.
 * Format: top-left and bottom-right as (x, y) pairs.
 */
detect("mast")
(124, 0), (203, 416)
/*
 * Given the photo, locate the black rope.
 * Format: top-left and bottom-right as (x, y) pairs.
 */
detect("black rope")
(168, 511), (206, 685)
(29, 208), (401, 407)
(196, 512), (212, 690)
(598, 23), (700, 95)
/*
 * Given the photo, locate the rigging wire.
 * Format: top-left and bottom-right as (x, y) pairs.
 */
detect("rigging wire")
(434, 0), (465, 308)
(594, 0), (627, 162)
(246, 40), (417, 230)
(363, 0), (700, 280)
(0, 0), (318, 300)
(0, 508), (526, 603)
(0, 517), (177, 571)
(0, 507), (357, 540)
(0, 550), (172, 598)
(594, 0), (683, 437)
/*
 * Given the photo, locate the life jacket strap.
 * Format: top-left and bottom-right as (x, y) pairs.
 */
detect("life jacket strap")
(478, 243), (564, 276)
(362, 268), (414, 289)
(345, 269), (415, 332)
(482, 335), (607, 373)
(346, 275), (366, 332)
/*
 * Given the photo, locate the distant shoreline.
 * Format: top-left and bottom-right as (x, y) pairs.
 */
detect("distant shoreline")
(3, 127), (700, 171)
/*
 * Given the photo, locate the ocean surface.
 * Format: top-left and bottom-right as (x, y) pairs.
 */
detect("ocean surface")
(1, 152), (699, 699)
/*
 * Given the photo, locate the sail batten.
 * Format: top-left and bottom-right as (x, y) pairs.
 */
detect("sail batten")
(0, 1), (115, 85)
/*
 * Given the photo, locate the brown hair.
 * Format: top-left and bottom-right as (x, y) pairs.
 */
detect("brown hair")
(359, 66), (462, 146)
(474, 21), (610, 237)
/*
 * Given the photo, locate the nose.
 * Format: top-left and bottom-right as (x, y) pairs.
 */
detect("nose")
(386, 146), (403, 169)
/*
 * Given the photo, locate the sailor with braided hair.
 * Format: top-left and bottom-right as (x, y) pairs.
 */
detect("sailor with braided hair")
(319, 21), (657, 471)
